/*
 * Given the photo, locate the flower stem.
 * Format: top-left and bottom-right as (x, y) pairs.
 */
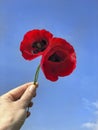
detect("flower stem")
(34, 64), (40, 85)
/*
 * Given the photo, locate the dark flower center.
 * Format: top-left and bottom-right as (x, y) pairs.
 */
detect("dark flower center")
(48, 52), (65, 62)
(32, 40), (47, 54)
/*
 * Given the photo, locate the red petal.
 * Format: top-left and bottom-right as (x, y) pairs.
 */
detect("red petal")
(20, 29), (53, 60)
(41, 37), (76, 81)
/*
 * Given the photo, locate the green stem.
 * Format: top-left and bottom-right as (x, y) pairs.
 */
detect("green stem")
(34, 64), (40, 85)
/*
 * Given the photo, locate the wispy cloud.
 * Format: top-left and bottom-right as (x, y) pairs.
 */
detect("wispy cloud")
(82, 100), (98, 130)
(93, 102), (98, 109)
(82, 121), (98, 130)
(82, 122), (96, 129)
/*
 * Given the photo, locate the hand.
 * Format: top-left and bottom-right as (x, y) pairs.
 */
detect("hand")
(0, 82), (38, 130)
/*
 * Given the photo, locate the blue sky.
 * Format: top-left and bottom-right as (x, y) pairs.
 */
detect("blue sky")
(0, 0), (98, 130)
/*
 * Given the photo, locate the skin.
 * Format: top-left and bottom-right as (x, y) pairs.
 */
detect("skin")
(0, 82), (38, 130)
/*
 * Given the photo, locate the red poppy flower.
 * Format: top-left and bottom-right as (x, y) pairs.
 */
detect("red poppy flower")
(20, 29), (53, 60)
(41, 37), (76, 81)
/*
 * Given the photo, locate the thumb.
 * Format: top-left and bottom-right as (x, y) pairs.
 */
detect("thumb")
(19, 83), (38, 108)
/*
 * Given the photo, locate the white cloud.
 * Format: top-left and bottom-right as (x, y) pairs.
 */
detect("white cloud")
(82, 98), (93, 111)
(82, 122), (98, 130)
(82, 100), (98, 130)
(93, 102), (98, 117)
(93, 102), (98, 109)
(82, 122), (95, 129)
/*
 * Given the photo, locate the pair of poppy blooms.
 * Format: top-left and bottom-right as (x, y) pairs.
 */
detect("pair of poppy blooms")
(20, 29), (76, 82)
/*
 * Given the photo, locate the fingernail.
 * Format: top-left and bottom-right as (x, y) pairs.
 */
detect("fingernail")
(33, 82), (39, 87)
(29, 84), (36, 92)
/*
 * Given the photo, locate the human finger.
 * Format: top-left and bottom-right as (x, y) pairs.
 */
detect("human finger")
(3, 82), (34, 101)
(19, 83), (38, 108)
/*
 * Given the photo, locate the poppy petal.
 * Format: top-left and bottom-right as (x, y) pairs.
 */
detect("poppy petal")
(41, 37), (76, 81)
(20, 29), (53, 60)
